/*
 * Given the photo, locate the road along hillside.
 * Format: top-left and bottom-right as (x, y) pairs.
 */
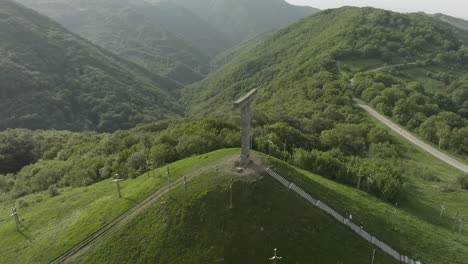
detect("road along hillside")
(353, 97), (468, 173)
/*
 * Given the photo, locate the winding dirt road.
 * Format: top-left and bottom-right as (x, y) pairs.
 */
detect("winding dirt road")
(353, 97), (468, 173)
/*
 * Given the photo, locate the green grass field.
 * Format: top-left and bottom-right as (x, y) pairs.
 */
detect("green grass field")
(265, 116), (468, 263)
(1, 141), (467, 263)
(0, 149), (236, 264)
(73, 155), (399, 264)
(268, 151), (468, 264)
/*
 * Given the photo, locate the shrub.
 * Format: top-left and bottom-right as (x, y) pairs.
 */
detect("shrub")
(457, 174), (468, 189)
(35, 196), (44, 203)
(18, 199), (29, 208)
(48, 184), (59, 197)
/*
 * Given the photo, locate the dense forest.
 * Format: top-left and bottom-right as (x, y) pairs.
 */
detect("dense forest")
(427, 13), (468, 43)
(186, 7), (468, 157)
(1, 3), (467, 205)
(0, 1), (183, 132)
(0, 117), (410, 203)
(185, 7), (465, 116)
(16, 0), (318, 84)
(352, 70), (468, 155)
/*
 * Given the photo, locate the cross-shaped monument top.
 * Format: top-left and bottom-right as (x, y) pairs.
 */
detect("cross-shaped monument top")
(233, 89), (257, 166)
(233, 89), (257, 108)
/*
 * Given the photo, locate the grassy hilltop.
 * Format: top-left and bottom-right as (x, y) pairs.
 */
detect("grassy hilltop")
(1, 147), (467, 263)
(0, 3), (467, 264)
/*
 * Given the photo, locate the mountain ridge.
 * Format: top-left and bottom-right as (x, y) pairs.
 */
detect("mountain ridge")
(0, 0), (183, 132)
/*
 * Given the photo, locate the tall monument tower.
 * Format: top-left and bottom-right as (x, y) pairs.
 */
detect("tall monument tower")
(234, 89), (257, 166)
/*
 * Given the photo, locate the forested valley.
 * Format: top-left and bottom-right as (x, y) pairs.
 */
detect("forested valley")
(1, 1), (468, 263)
(1, 2), (467, 205)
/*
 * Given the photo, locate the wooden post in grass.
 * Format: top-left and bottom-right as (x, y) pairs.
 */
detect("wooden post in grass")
(367, 174), (373, 192)
(160, 201), (168, 238)
(229, 178), (233, 209)
(113, 178), (123, 198)
(269, 248), (282, 264)
(440, 202), (446, 220)
(167, 167), (171, 197)
(370, 249), (375, 264)
(459, 216), (465, 235)
(148, 162), (153, 178)
(357, 168), (362, 189)
(283, 140), (287, 161)
(392, 203), (398, 228)
(453, 209), (461, 232)
(233, 89), (257, 166)
(11, 205), (20, 232)
(184, 176), (188, 203)
(268, 138), (272, 156)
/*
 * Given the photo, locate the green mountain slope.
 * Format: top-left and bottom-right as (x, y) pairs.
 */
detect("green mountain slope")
(74, 156), (398, 264)
(166, 0), (319, 43)
(14, 0), (217, 84)
(0, 0), (183, 132)
(0, 150), (399, 264)
(185, 7), (465, 118)
(2, 147), (466, 264)
(429, 13), (468, 43)
(139, 0), (234, 56)
(16, 0), (318, 84)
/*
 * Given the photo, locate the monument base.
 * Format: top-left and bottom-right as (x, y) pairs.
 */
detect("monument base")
(240, 154), (250, 166)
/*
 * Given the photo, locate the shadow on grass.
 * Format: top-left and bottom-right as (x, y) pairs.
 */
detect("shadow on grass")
(123, 197), (138, 204)
(18, 230), (32, 241)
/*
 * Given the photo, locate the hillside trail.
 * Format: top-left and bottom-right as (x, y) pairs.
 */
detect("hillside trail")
(51, 156), (229, 263)
(50, 154), (263, 263)
(348, 62), (468, 173)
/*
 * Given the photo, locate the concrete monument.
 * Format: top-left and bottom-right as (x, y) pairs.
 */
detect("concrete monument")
(234, 89), (257, 166)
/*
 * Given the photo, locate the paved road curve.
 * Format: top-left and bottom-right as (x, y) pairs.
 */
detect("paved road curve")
(353, 97), (468, 173)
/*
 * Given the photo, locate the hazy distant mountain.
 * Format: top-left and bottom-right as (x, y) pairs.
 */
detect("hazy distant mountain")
(14, 0), (217, 84)
(16, 0), (318, 84)
(425, 13), (468, 43)
(163, 0), (320, 43)
(0, 0), (183, 132)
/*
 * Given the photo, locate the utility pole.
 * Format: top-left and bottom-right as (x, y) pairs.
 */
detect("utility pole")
(392, 203), (398, 228)
(268, 138), (272, 156)
(113, 174), (123, 198)
(269, 248), (282, 264)
(148, 162), (153, 178)
(453, 209), (461, 233)
(167, 167), (171, 197)
(251, 135), (253, 151)
(184, 176), (188, 203)
(229, 178), (233, 209)
(370, 249), (375, 264)
(367, 174), (373, 192)
(283, 140), (287, 161)
(357, 168), (362, 189)
(459, 216), (465, 235)
(440, 202), (446, 220)
(161, 201), (168, 238)
(11, 205), (20, 232)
